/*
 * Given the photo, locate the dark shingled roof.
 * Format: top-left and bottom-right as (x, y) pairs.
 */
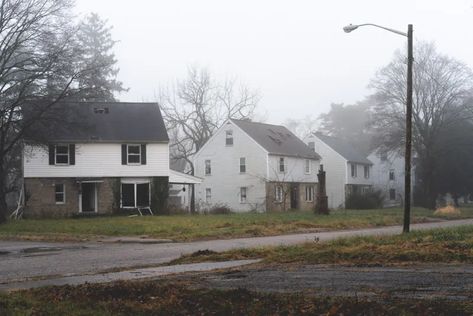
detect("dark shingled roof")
(314, 133), (372, 165)
(231, 119), (320, 160)
(30, 102), (169, 143)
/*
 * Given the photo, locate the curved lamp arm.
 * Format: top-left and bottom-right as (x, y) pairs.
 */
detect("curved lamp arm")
(343, 23), (407, 37)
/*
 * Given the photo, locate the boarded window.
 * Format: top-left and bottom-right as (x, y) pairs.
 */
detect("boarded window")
(121, 183), (135, 207)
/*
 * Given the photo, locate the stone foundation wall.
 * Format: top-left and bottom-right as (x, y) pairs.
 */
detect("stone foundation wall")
(24, 178), (117, 218)
(265, 182), (318, 212)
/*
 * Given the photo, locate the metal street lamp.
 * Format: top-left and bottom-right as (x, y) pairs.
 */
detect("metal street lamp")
(343, 23), (413, 233)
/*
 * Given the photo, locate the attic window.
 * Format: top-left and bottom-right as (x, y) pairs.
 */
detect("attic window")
(94, 107), (109, 114)
(225, 130), (233, 146)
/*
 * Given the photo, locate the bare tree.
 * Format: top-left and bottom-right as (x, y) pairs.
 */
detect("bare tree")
(369, 42), (473, 208)
(159, 66), (260, 174)
(0, 0), (110, 222)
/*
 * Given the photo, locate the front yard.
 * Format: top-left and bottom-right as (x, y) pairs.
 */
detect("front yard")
(1, 207), (473, 242)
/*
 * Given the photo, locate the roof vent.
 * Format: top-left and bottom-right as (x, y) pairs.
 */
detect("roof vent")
(94, 107), (109, 114)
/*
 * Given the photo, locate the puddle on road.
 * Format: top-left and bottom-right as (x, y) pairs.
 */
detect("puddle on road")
(20, 246), (88, 254)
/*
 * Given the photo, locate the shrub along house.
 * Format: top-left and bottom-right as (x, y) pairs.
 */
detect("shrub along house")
(22, 102), (176, 218)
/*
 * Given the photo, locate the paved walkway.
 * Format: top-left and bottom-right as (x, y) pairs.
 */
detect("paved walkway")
(0, 218), (472, 290)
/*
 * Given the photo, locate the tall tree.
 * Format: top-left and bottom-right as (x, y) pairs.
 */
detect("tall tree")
(317, 102), (373, 154)
(159, 66), (260, 174)
(369, 42), (473, 208)
(0, 0), (113, 223)
(75, 13), (126, 101)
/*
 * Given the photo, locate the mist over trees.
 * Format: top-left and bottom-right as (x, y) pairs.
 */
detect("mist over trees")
(0, 0), (124, 223)
(369, 42), (473, 208)
(159, 66), (260, 174)
(75, 13), (126, 101)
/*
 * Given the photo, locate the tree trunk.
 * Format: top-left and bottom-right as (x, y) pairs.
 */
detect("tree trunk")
(0, 169), (8, 223)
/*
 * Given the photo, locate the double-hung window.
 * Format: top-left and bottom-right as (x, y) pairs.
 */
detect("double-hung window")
(275, 185), (283, 202)
(55, 184), (65, 204)
(205, 188), (212, 203)
(364, 165), (370, 179)
(305, 159), (311, 174)
(55, 145), (69, 165)
(240, 187), (247, 203)
(225, 130), (233, 146)
(239, 157), (246, 173)
(305, 185), (314, 202)
(351, 163), (357, 178)
(279, 157), (285, 173)
(127, 145), (141, 164)
(205, 160), (211, 175)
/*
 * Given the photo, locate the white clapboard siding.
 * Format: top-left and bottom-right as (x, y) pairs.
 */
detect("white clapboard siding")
(194, 120), (268, 212)
(267, 155), (319, 183)
(24, 143), (169, 178)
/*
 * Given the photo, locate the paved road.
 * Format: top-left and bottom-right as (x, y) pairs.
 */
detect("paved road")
(0, 219), (472, 286)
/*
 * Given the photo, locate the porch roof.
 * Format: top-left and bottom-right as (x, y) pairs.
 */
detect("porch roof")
(169, 170), (202, 184)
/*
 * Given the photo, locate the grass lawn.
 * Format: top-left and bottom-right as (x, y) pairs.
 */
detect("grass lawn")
(1, 280), (472, 316)
(1, 207), (473, 242)
(170, 225), (473, 266)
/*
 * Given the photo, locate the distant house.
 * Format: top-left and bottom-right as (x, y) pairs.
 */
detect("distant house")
(194, 119), (321, 212)
(22, 102), (200, 218)
(304, 133), (373, 209)
(369, 150), (414, 207)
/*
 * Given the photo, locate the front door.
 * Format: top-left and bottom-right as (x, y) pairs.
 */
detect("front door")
(290, 184), (299, 209)
(81, 183), (96, 213)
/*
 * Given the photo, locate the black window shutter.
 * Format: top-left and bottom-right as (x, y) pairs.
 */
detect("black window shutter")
(121, 144), (127, 165)
(69, 144), (75, 165)
(49, 145), (55, 165)
(141, 144), (146, 165)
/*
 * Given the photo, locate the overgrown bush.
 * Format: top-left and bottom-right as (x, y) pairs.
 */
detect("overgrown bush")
(209, 204), (232, 215)
(345, 190), (384, 209)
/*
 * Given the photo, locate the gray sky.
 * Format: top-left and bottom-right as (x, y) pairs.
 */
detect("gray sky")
(75, 0), (473, 124)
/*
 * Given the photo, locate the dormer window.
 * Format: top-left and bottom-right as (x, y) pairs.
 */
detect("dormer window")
(226, 130), (233, 146)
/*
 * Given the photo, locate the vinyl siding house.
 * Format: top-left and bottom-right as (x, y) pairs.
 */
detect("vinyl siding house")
(304, 133), (373, 209)
(368, 150), (415, 207)
(194, 119), (321, 212)
(23, 102), (176, 218)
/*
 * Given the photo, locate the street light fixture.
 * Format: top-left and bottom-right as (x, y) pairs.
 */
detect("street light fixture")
(343, 23), (413, 233)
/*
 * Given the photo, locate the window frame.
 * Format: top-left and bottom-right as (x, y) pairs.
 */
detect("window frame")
(120, 181), (150, 208)
(275, 185), (283, 202)
(240, 187), (247, 203)
(305, 185), (314, 202)
(279, 157), (286, 173)
(205, 160), (212, 175)
(351, 163), (357, 178)
(364, 165), (370, 179)
(225, 130), (233, 146)
(239, 157), (246, 173)
(127, 144), (141, 165)
(304, 159), (311, 174)
(308, 141), (315, 152)
(389, 169), (395, 181)
(205, 188), (212, 203)
(55, 183), (65, 204)
(55, 144), (70, 165)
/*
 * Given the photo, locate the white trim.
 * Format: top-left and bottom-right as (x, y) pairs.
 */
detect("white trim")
(54, 144), (70, 165)
(127, 144), (141, 165)
(79, 183), (98, 213)
(120, 180), (151, 208)
(55, 183), (66, 204)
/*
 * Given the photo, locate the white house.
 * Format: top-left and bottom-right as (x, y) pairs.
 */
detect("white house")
(304, 133), (373, 209)
(22, 102), (200, 217)
(194, 119), (321, 212)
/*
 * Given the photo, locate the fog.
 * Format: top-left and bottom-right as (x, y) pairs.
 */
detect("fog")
(75, 0), (473, 123)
